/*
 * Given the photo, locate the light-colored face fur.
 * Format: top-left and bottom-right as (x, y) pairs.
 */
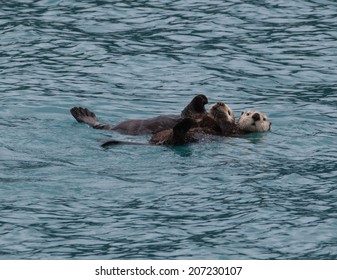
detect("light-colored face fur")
(237, 111), (271, 132)
(209, 102), (235, 125)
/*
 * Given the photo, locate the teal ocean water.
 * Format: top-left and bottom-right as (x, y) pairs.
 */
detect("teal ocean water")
(1, 0), (337, 259)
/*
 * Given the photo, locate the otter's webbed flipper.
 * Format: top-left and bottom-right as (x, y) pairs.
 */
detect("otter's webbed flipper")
(181, 94), (208, 118)
(70, 107), (114, 130)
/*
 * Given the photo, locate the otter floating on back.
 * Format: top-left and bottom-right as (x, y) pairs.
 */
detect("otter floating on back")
(70, 95), (271, 147)
(70, 94), (208, 135)
(101, 103), (272, 147)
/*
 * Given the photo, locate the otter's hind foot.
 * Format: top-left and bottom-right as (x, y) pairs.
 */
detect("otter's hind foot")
(70, 107), (98, 127)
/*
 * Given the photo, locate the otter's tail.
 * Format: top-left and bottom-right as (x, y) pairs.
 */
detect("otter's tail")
(100, 139), (151, 148)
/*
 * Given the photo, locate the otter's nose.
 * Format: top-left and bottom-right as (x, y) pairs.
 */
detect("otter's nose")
(252, 113), (260, 122)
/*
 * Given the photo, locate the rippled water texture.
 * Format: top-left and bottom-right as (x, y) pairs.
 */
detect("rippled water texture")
(1, 0), (337, 259)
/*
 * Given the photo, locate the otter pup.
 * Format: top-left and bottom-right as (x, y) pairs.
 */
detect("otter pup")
(148, 102), (235, 145)
(203, 102), (235, 135)
(70, 94), (208, 135)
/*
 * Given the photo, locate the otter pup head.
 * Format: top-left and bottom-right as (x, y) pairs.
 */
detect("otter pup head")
(181, 94), (208, 118)
(209, 102), (235, 135)
(237, 111), (271, 132)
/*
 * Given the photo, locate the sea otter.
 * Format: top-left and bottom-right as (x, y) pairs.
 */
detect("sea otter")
(205, 102), (235, 135)
(101, 108), (271, 147)
(70, 94), (208, 135)
(148, 102), (235, 145)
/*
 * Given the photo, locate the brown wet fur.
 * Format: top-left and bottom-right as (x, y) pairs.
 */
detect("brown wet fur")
(70, 94), (208, 135)
(149, 102), (236, 145)
(150, 118), (197, 146)
(189, 102), (236, 136)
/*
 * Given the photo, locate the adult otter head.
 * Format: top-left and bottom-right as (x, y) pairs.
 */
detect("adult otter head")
(181, 94), (208, 118)
(209, 102), (235, 135)
(237, 111), (271, 132)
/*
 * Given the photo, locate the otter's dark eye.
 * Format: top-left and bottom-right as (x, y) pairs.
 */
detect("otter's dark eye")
(246, 113), (250, 116)
(263, 118), (266, 121)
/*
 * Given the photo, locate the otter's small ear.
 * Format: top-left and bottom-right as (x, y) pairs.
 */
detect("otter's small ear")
(241, 112), (244, 116)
